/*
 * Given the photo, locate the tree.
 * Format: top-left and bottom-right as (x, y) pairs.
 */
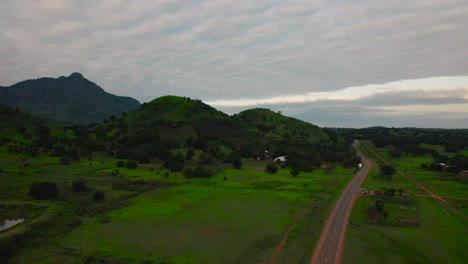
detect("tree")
(183, 166), (212, 178)
(164, 157), (184, 172)
(265, 162), (278, 174)
(116, 160), (125, 167)
(186, 148), (195, 160)
(380, 165), (395, 180)
(398, 188), (404, 195)
(93, 191), (105, 201)
(375, 199), (386, 213)
(72, 180), (87, 192)
(387, 145), (402, 158)
(290, 167), (300, 177)
(125, 160), (138, 169)
(389, 188), (396, 196)
(60, 156), (71, 165)
(29, 182), (58, 200)
(232, 156), (242, 169)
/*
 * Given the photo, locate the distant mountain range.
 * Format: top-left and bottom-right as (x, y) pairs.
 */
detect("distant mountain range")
(0, 73), (141, 125)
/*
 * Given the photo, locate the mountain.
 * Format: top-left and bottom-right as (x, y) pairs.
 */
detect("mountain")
(0, 73), (141, 125)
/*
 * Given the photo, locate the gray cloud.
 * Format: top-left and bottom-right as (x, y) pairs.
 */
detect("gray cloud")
(1, 0), (467, 127)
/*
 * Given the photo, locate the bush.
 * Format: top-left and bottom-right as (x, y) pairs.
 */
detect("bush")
(125, 160), (138, 169)
(183, 166), (212, 178)
(290, 168), (300, 177)
(60, 156), (71, 165)
(164, 157), (184, 172)
(93, 191), (105, 201)
(72, 180), (87, 192)
(116, 160), (125, 167)
(29, 182), (58, 200)
(265, 162), (278, 174)
(0, 237), (18, 257)
(232, 157), (242, 169)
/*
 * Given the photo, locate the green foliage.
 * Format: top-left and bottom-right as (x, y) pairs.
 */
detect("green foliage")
(125, 160), (138, 169)
(290, 167), (300, 177)
(72, 180), (87, 192)
(29, 182), (58, 200)
(164, 157), (184, 172)
(185, 148), (195, 160)
(115, 160), (125, 167)
(183, 166), (212, 178)
(375, 199), (386, 213)
(60, 156), (71, 165)
(0, 73), (140, 125)
(93, 191), (105, 201)
(380, 165), (395, 180)
(265, 162), (278, 174)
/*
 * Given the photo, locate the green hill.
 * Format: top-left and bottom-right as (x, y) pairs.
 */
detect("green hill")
(234, 108), (329, 144)
(0, 73), (141, 126)
(91, 96), (331, 163)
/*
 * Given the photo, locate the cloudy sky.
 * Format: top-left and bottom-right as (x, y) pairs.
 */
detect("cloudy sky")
(1, 0), (467, 128)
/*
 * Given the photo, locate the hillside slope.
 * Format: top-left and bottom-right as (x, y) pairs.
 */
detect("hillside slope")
(234, 108), (329, 144)
(0, 73), (141, 125)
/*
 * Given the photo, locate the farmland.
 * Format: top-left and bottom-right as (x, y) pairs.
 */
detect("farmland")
(342, 142), (468, 263)
(1, 147), (355, 263)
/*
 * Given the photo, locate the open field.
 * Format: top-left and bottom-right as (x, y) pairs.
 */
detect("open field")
(343, 197), (468, 264)
(343, 141), (468, 263)
(1, 144), (356, 263)
(359, 141), (467, 202)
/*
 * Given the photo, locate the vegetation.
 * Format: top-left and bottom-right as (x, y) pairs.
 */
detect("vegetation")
(343, 139), (468, 263)
(29, 182), (58, 200)
(0, 73), (140, 125)
(1, 95), (466, 263)
(265, 162), (279, 174)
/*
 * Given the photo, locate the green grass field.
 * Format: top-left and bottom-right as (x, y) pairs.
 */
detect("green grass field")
(343, 197), (467, 264)
(1, 142), (356, 263)
(343, 141), (468, 263)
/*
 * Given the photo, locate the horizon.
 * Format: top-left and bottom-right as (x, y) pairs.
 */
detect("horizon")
(1, 0), (467, 128)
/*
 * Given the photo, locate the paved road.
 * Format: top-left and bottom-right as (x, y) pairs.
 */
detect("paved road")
(310, 157), (372, 264)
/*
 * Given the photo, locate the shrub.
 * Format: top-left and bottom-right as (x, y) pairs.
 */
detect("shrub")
(125, 160), (138, 169)
(116, 160), (125, 167)
(265, 162), (278, 174)
(290, 168), (300, 177)
(29, 182), (58, 200)
(60, 156), (71, 165)
(164, 157), (184, 172)
(72, 180), (87, 192)
(232, 157), (242, 169)
(93, 191), (105, 201)
(183, 166), (212, 178)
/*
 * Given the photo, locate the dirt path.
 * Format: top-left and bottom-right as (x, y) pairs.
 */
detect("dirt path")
(268, 195), (317, 264)
(362, 142), (466, 219)
(415, 194), (468, 200)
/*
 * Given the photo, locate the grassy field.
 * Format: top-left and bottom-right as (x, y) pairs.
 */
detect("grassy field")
(343, 141), (468, 263)
(359, 141), (467, 200)
(1, 143), (356, 263)
(343, 197), (467, 264)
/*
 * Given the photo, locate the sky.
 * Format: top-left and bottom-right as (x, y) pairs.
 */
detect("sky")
(1, 0), (467, 128)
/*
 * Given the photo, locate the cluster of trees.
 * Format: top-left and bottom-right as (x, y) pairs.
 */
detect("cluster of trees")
(29, 181), (105, 201)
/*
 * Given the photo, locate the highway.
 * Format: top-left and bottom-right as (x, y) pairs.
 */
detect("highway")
(310, 157), (372, 264)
